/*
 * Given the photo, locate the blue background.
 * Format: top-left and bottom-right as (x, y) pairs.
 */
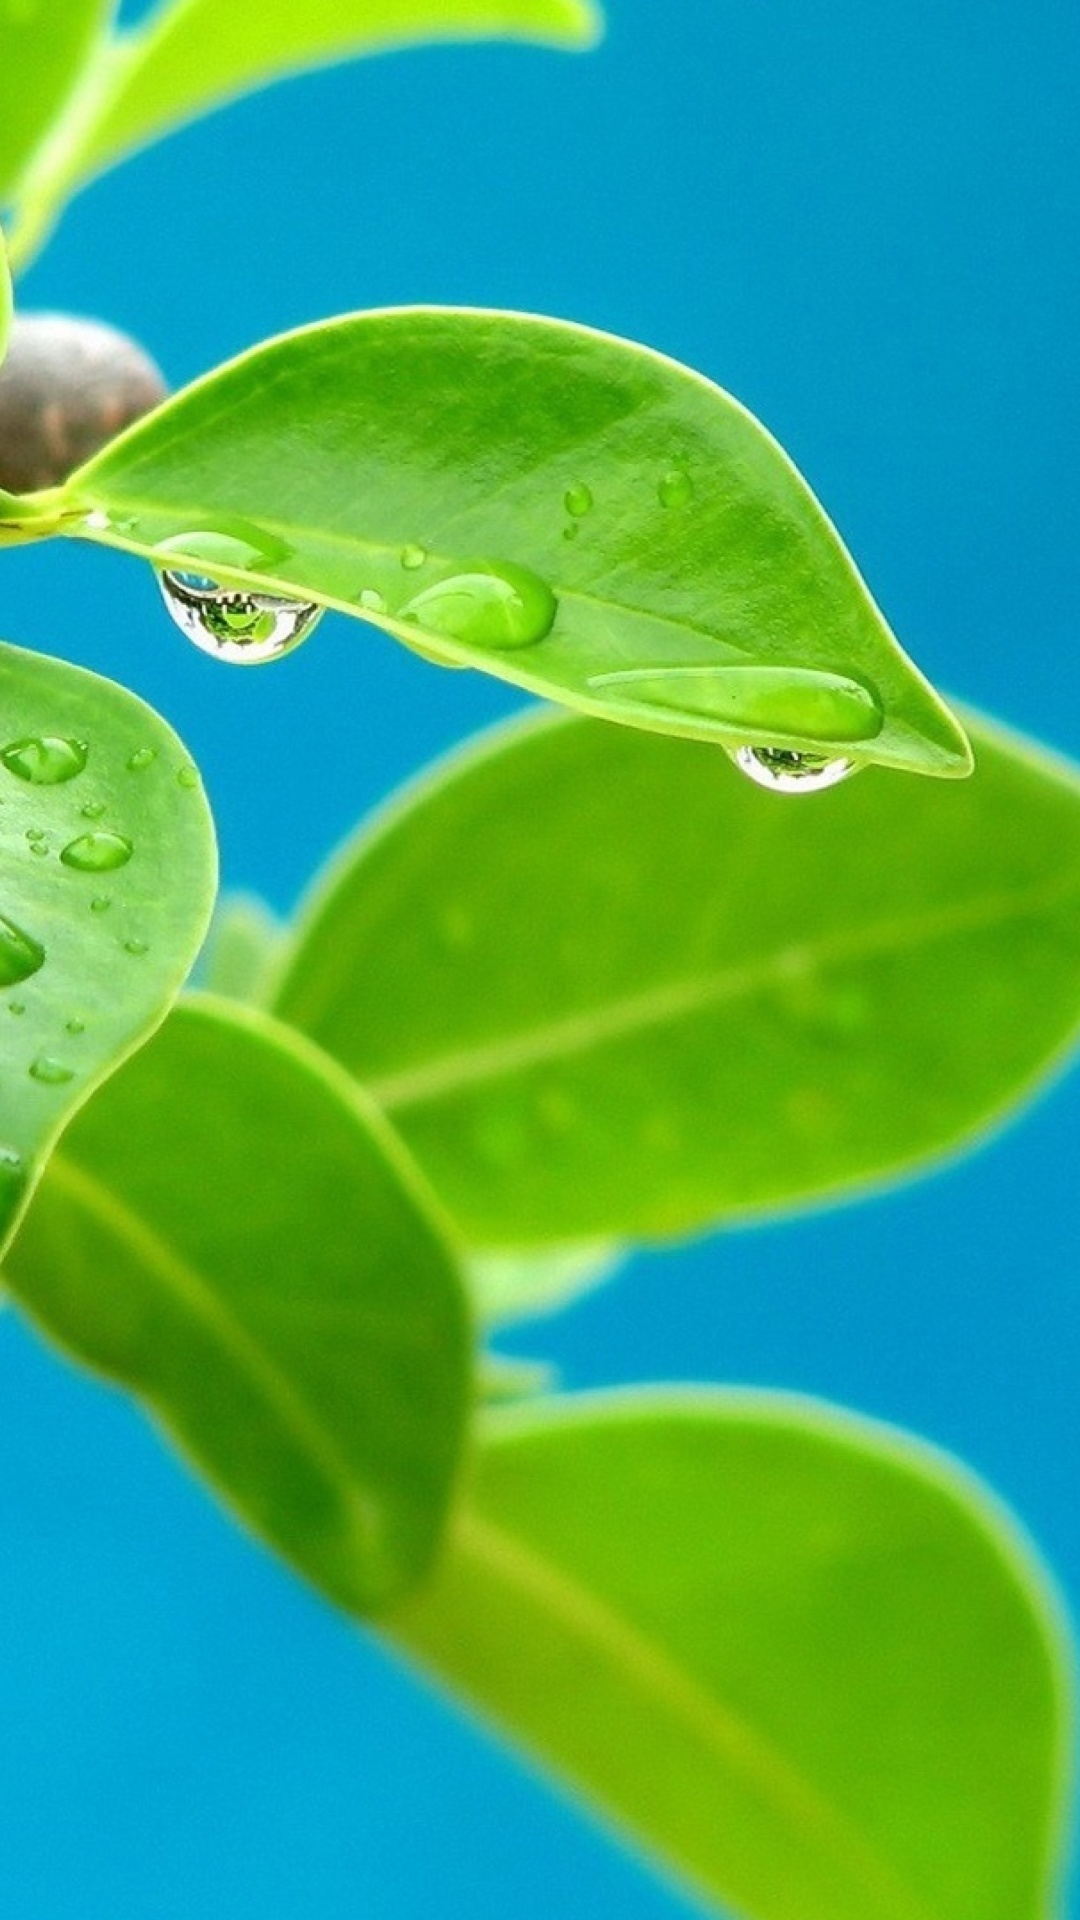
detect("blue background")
(2, 0), (1079, 1912)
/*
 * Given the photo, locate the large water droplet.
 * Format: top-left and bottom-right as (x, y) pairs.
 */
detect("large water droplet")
(730, 747), (857, 793)
(159, 570), (322, 664)
(29, 1055), (74, 1085)
(60, 830), (133, 872)
(588, 664), (881, 743)
(0, 915), (44, 986)
(400, 561), (557, 651)
(564, 483), (593, 517)
(1, 735), (87, 784)
(658, 468), (694, 508)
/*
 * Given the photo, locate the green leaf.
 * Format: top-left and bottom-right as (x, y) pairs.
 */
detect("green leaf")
(5, 0), (599, 266)
(198, 889), (284, 1002)
(0, 221), (11, 363)
(470, 1241), (625, 1324)
(61, 308), (968, 778)
(269, 707), (1080, 1247)
(0, 639), (216, 1256)
(0, 0), (111, 210)
(391, 1392), (1072, 1920)
(3, 995), (472, 1613)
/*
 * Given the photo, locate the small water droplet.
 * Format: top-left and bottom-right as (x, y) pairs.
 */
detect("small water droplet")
(83, 509), (111, 532)
(400, 561), (557, 651)
(65, 1016), (86, 1035)
(357, 588), (387, 613)
(0, 1146), (23, 1174)
(562, 523), (580, 542)
(25, 826), (45, 842)
(29, 1055), (74, 1085)
(176, 765), (199, 790)
(658, 468), (693, 508)
(127, 746), (157, 771)
(8, 1000), (25, 1016)
(400, 544), (427, 571)
(1, 735), (87, 784)
(28, 840), (48, 857)
(80, 799), (107, 820)
(730, 746), (858, 793)
(61, 830), (133, 872)
(89, 896), (111, 914)
(564, 482), (593, 517)
(123, 937), (148, 956)
(158, 572), (322, 665)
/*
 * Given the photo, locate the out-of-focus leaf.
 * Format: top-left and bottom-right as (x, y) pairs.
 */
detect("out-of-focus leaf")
(4, 995), (471, 1612)
(0, 0), (111, 208)
(198, 890), (284, 1002)
(392, 1391), (1073, 1920)
(0, 639), (215, 1254)
(470, 1242), (625, 1324)
(62, 308), (969, 777)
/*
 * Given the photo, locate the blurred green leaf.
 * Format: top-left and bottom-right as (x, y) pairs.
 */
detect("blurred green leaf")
(392, 1391), (1072, 1920)
(0, 639), (215, 1255)
(470, 1241), (625, 1324)
(0, 0), (110, 208)
(6, 0), (599, 264)
(4, 995), (472, 1612)
(269, 707), (1080, 1246)
(63, 308), (968, 776)
(198, 889), (284, 1002)
(0, 222), (10, 361)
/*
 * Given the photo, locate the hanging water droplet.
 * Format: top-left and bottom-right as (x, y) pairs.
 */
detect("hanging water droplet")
(730, 746), (858, 793)
(0, 915), (44, 986)
(358, 588), (387, 613)
(60, 830), (133, 872)
(124, 937), (148, 956)
(158, 570), (322, 664)
(1, 735), (87, 784)
(127, 746), (157, 771)
(29, 1055), (74, 1085)
(176, 765), (199, 790)
(399, 561), (557, 651)
(658, 468), (694, 508)
(564, 482), (593, 517)
(400, 544), (427, 571)
(80, 799), (106, 820)
(89, 896), (111, 914)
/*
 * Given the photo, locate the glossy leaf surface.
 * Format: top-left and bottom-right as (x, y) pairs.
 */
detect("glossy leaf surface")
(0, 0), (110, 206)
(0, 640), (215, 1255)
(271, 708), (1080, 1246)
(63, 308), (968, 776)
(392, 1392), (1071, 1920)
(4, 996), (471, 1612)
(7, 0), (597, 260)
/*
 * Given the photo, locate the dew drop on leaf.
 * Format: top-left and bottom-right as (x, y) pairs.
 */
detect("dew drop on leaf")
(176, 765), (199, 790)
(658, 468), (694, 508)
(65, 1017), (86, 1035)
(127, 746), (157, 772)
(60, 831), (133, 872)
(729, 746), (858, 793)
(80, 799), (106, 820)
(89, 896), (111, 914)
(124, 937), (148, 956)
(29, 1056), (75, 1086)
(400, 561), (557, 651)
(564, 483), (594, 517)
(0, 915), (44, 987)
(400, 544), (427, 571)
(358, 588), (387, 613)
(158, 571), (322, 665)
(1, 735), (87, 784)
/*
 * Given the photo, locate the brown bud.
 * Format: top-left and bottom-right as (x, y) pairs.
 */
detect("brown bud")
(0, 312), (168, 495)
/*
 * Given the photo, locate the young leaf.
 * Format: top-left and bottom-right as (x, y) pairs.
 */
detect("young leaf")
(391, 1391), (1072, 1920)
(5, 0), (599, 266)
(3, 995), (472, 1614)
(0, 639), (215, 1256)
(270, 707), (1080, 1246)
(60, 308), (968, 778)
(0, 0), (110, 209)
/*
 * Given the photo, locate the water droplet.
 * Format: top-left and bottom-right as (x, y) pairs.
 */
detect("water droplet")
(89, 896), (111, 914)
(158, 571), (322, 665)
(658, 468), (693, 508)
(0, 915), (41, 987)
(8, 1000), (25, 1016)
(83, 509), (111, 532)
(1, 735), (87, 784)
(562, 523), (580, 542)
(61, 830), (133, 872)
(564, 482), (593, 517)
(127, 746), (157, 771)
(0, 1147), (23, 1175)
(400, 561), (557, 651)
(25, 826), (45, 842)
(176, 765), (199, 790)
(124, 937), (148, 956)
(80, 799), (106, 820)
(730, 746), (858, 793)
(29, 1055), (74, 1085)
(155, 526), (287, 577)
(357, 588), (387, 613)
(588, 664), (881, 744)
(28, 840), (48, 857)
(65, 1016), (86, 1035)
(400, 544), (427, 571)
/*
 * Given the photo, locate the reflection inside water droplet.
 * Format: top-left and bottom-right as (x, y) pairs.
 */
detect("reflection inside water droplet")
(61, 831), (133, 872)
(158, 571), (322, 664)
(730, 746), (858, 793)
(1, 735), (87, 784)
(0, 914), (44, 986)
(400, 561), (557, 651)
